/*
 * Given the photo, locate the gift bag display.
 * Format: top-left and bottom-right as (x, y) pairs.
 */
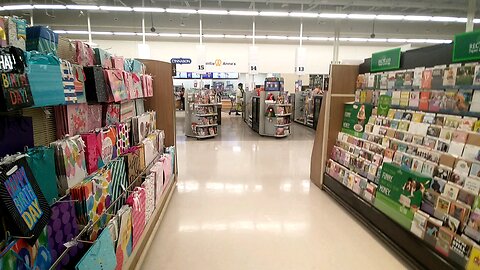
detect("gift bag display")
(47, 199), (85, 270)
(142, 74), (154, 97)
(106, 157), (127, 214)
(0, 228), (51, 269)
(51, 135), (87, 194)
(120, 100), (135, 122)
(26, 146), (59, 205)
(93, 48), (112, 69)
(75, 40), (94, 66)
(57, 37), (76, 64)
(0, 157), (51, 244)
(26, 26), (59, 55)
(103, 103), (120, 126)
(126, 187), (146, 249)
(25, 51), (65, 107)
(112, 56), (124, 70)
(125, 147), (142, 185)
(0, 46), (34, 111)
(5, 16), (26, 50)
(61, 60), (77, 104)
(104, 69), (128, 102)
(116, 122), (130, 156)
(132, 73), (143, 99)
(0, 115), (34, 157)
(150, 161), (164, 203)
(84, 66), (110, 103)
(75, 228), (116, 270)
(115, 205), (132, 270)
(72, 64), (87, 103)
(124, 59), (144, 74)
(86, 104), (102, 131)
(142, 173), (155, 222)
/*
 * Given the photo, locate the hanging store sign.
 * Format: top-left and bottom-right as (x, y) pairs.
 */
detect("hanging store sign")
(248, 46), (258, 75)
(371, 48), (401, 72)
(196, 45), (206, 74)
(453, 30), (480, 62)
(295, 47), (306, 75)
(170, 58), (192, 65)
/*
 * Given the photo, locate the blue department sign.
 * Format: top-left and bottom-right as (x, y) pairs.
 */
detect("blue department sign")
(170, 58), (192, 64)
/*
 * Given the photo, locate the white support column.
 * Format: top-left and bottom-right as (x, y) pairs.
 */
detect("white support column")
(332, 7), (341, 64)
(466, 0), (476, 32)
(87, 12), (92, 43)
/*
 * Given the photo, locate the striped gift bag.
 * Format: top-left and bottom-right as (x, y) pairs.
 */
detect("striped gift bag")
(107, 156), (128, 214)
(60, 60), (76, 104)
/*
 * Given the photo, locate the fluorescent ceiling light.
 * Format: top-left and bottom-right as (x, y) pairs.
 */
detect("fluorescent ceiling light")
(367, 38), (388, 42)
(289, 12), (318, 18)
(347, 14), (376, 19)
(99, 6), (133, 11)
(225, 34), (247, 39)
(387, 38), (408, 43)
(53, 30), (67, 34)
(474, 19), (480, 23)
(457, 18), (468, 23)
(142, 33), (159, 36)
(307, 37), (332, 41)
(319, 13), (348, 19)
(404, 15), (432, 21)
(92, 31), (113, 35)
(204, 34), (225, 38)
(229, 10), (259, 16)
(430, 16), (460, 22)
(267, 35), (288, 40)
(247, 35), (267, 39)
(166, 8), (197, 14)
(198, 9), (228, 15)
(34, 4), (66, 9)
(66, 5), (99, 10)
(159, 33), (181, 37)
(3, 5), (33, 10)
(287, 36), (302, 40)
(425, 39), (451, 44)
(376, 14), (405, 20)
(341, 37), (369, 42)
(181, 33), (200, 38)
(66, 30), (90, 34)
(113, 32), (137, 36)
(259, 11), (289, 17)
(133, 7), (165, 12)
(406, 39), (429, 43)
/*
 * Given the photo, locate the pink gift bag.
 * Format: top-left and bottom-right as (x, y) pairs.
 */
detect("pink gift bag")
(104, 69), (128, 102)
(86, 104), (102, 131)
(132, 73), (143, 99)
(112, 56), (125, 70)
(122, 71), (134, 99)
(141, 74), (153, 97)
(127, 187), (146, 249)
(150, 162), (165, 204)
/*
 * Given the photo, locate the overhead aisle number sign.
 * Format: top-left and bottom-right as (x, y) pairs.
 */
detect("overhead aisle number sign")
(453, 30), (480, 62)
(371, 48), (401, 72)
(249, 46), (258, 75)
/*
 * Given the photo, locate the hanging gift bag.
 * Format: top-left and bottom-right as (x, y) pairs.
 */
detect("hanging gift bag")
(66, 103), (88, 135)
(75, 40), (94, 66)
(25, 51), (65, 107)
(116, 122), (130, 156)
(0, 115), (34, 157)
(0, 228), (51, 269)
(0, 46), (34, 111)
(75, 228), (116, 270)
(124, 59), (145, 74)
(142, 137), (156, 166)
(57, 37), (76, 64)
(112, 56), (124, 70)
(81, 131), (100, 174)
(103, 103), (120, 126)
(93, 48), (113, 69)
(126, 187), (146, 249)
(0, 157), (51, 244)
(125, 147), (142, 186)
(106, 157), (127, 214)
(122, 71), (134, 99)
(26, 26), (59, 55)
(120, 100), (135, 122)
(115, 205), (132, 270)
(150, 161), (164, 203)
(98, 126), (117, 166)
(86, 104), (102, 131)
(72, 64), (87, 103)
(61, 60), (77, 104)
(132, 73), (143, 99)
(104, 69), (128, 102)
(84, 66), (110, 103)
(5, 16), (26, 50)
(26, 146), (59, 206)
(141, 74), (154, 97)
(142, 173), (155, 222)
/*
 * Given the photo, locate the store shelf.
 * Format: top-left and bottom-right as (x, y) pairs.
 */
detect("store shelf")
(274, 134), (289, 138)
(195, 113), (218, 117)
(195, 123), (218, 128)
(276, 113), (292, 117)
(195, 103), (221, 106)
(196, 134), (218, 139)
(124, 174), (177, 270)
(274, 123), (291, 127)
(275, 104), (292, 107)
(322, 173), (462, 270)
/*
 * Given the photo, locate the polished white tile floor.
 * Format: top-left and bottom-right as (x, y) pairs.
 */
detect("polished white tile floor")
(142, 112), (407, 270)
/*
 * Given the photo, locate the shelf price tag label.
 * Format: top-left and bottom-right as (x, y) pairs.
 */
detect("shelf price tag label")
(196, 44), (206, 74)
(295, 47), (306, 75)
(249, 46), (258, 75)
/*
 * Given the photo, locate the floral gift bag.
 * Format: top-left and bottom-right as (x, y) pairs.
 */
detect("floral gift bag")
(126, 187), (146, 249)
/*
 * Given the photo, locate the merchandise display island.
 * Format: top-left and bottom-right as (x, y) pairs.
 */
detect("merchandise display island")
(292, 91), (323, 130)
(311, 41), (480, 270)
(185, 89), (221, 139)
(0, 18), (178, 270)
(246, 77), (293, 138)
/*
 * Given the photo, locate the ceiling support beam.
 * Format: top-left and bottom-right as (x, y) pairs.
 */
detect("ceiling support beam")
(466, 0), (476, 32)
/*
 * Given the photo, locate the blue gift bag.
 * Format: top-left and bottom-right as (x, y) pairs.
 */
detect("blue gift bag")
(75, 229), (116, 270)
(25, 51), (65, 107)
(26, 146), (59, 206)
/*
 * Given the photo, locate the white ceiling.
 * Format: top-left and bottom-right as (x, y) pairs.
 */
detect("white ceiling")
(0, 0), (478, 42)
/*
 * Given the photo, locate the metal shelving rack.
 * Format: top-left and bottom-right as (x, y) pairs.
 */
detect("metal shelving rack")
(184, 89), (221, 139)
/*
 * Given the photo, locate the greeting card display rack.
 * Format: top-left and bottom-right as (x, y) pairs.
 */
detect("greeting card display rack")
(310, 43), (480, 270)
(292, 90), (323, 130)
(184, 89), (221, 139)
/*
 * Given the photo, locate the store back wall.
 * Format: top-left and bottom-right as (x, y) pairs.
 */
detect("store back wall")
(94, 39), (399, 74)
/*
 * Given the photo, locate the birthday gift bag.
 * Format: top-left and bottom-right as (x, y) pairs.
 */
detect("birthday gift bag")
(0, 157), (51, 244)
(126, 187), (146, 249)
(104, 69), (128, 102)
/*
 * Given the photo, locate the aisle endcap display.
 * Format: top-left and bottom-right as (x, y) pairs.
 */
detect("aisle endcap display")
(315, 41), (480, 270)
(0, 17), (178, 270)
(184, 89), (220, 139)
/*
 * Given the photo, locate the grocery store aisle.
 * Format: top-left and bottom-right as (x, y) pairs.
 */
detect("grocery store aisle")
(141, 112), (406, 270)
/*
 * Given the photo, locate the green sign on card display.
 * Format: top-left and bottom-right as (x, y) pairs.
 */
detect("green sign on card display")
(453, 30), (480, 62)
(371, 48), (401, 72)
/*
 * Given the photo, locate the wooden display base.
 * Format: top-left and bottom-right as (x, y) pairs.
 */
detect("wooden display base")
(322, 173), (462, 270)
(124, 174), (177, 270)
